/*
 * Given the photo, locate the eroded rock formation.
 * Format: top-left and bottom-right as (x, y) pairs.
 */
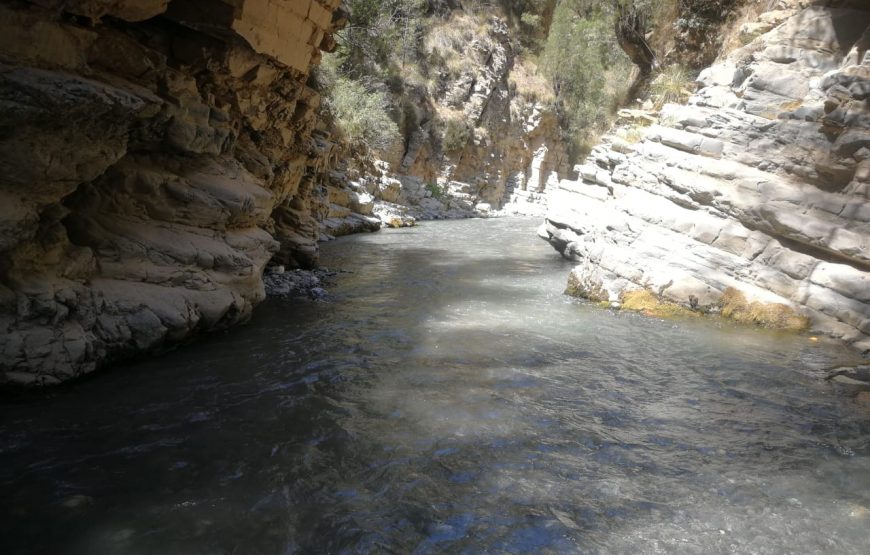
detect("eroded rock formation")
(541, 4), (870, 352)
(0, 0), (343, 385)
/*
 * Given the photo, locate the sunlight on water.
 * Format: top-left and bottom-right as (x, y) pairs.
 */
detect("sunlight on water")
(1, 218), (868, 554)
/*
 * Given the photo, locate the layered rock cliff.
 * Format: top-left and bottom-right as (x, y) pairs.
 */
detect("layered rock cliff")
(394, 14), (568, 216)
(540, 3), (870, 352)
(0, 0), (343, 385)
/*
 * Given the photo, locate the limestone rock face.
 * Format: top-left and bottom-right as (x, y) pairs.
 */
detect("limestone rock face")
(425, 17), (568, 215)
(541, 5), (870, 352)
(0, 0), (342, 385)
(324, 12), (567, 224)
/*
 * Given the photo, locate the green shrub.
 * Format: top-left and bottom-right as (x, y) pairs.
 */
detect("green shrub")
(520, 12), (542, 29)
(442, 117), (470, 152)
(540, 1), (635, 160)
(326, 77), (399, 152)
(425, 182), (445, 199)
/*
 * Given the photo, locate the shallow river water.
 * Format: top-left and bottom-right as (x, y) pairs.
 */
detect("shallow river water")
(2, 218), (869, 554)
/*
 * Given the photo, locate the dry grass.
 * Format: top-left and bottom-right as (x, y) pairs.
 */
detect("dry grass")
(719, 1), (776, 55)
(425, 12), (493, 77)
(432, 106), (472, 152)
(719, 287), (810, 331)
(650, 65), (694, 109)
(620, 290), (699, 319)
(618, 125), (646, 144)
(508, 59), (554, 104)
(604, 63), (635, 106)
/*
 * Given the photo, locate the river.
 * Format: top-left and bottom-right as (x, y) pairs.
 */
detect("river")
(1, 218), (868, 554)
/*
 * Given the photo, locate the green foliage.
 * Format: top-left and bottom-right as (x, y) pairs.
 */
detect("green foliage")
(540, 0), (634, 158)
(520, 12), (542, 29)
(322, 64), (399, 152)
(425, 182), (445, 199)
(441, 117), (471, 152)
(323, 0), (695, 163)
(676, 0), (742, 27)
(340, 0), (428, 73)
(503, 0), (556, 48)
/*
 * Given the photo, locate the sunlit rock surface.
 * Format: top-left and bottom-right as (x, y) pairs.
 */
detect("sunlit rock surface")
(541, 5), (870, 352)
(0, 0), (342, 385)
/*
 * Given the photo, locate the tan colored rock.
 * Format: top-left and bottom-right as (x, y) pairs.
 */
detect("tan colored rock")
(0, 0), (343, 386)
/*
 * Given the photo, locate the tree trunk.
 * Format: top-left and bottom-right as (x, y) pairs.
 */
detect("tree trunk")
(614, 3), (657, 103)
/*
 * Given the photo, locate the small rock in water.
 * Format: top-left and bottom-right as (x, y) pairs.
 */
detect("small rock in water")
(824, 364), (870, 386)
(60, 494), (94, 509)
(264, 268), (337, 300)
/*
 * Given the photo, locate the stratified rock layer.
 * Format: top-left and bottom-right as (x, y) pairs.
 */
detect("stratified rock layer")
(541, 6), (870, 352)
(0, 0), (342, 385)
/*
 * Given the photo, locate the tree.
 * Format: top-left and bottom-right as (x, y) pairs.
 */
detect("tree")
(614, 1), (657, 102)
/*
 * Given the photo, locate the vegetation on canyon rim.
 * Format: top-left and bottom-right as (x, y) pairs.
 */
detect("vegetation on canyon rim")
(320, 0), (744, 161)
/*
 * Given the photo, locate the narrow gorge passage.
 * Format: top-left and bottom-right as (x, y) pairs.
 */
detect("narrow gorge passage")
(2, 218), (868, 554)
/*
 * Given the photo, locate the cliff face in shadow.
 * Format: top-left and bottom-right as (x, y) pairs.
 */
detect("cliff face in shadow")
(0, 0), (343, 385)
(540, 3), (870, 352)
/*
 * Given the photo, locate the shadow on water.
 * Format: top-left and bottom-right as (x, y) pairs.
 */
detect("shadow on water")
(1, 219), (869, 554)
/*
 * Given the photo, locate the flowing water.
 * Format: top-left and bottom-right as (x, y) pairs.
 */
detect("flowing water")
(1, 218), (869, 554)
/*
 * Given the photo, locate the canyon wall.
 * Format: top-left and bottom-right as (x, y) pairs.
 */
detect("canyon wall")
(540, 3), (870, 352)
(319, 9), (568, 238)
(394, 14), (568, 217)
(0, 0), (342, 385)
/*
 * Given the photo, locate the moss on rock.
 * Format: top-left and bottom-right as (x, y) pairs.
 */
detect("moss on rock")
(564, 271), (608, 302)
(620, 290), (699, 319)
(719, 287), (810, 331)
(603, 287), (809, 334)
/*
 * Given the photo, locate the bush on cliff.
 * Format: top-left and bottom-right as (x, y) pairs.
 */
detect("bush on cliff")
(541, 1), (633, 158)
(441, 116), (471, 152)
(325, 75), (400, 153)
